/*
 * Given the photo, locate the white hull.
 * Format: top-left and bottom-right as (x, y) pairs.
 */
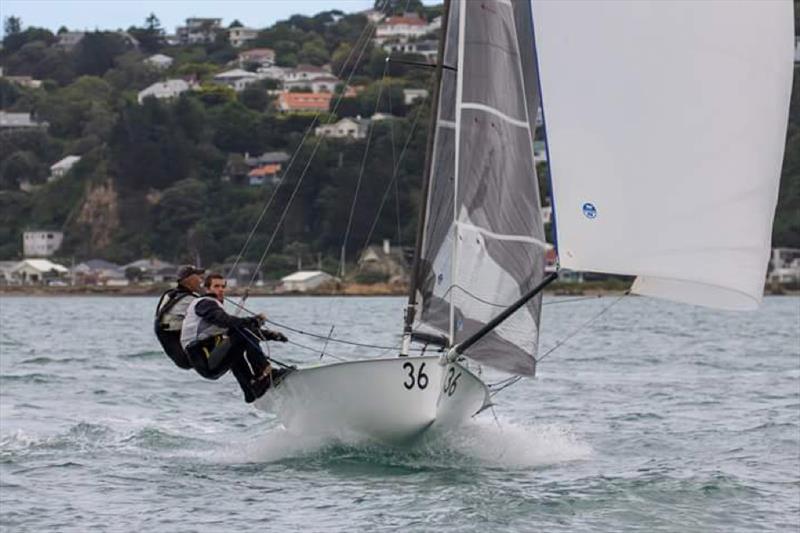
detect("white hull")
(253, 356), (491, 443)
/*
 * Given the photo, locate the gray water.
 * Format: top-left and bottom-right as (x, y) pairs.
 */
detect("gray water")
(0, 295), (798, 532)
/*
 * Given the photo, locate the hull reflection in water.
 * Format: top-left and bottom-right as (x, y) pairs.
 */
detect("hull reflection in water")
(254, 356), (491, 444)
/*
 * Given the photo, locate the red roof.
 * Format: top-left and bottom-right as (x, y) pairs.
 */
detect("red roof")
(278, 91), (332, 111)
(248, 163), (281, 177)
(384, 15), (427, 26)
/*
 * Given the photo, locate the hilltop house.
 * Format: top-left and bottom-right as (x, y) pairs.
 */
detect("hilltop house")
(375, 13), (430, 43)
(0, 111), (48, 131)
(176, 18), (222, 45)
(248, 163), (282, 186)
(56, 31), (85, 50)
(238, 48), (276, 68)
(213, 69), (258, 92)
(403, 88), (428, 105)
(144, 54), (174, 69)
(23, 230), (63, 257)
(277, 91), (332, 113)
(228, 26), (259, 48)
(49, 155), (81, 182)
(284, 64), (331, 83)
(315, 117), (369, 140)
(382, 39), (438, 63)
(284, 75), (339, 93)
(138, 79), (191, 104)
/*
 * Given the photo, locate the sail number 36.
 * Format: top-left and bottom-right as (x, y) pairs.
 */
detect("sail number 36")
(402, 362), (428, 390)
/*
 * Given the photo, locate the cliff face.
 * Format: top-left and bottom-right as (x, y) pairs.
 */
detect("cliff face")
(76, 180), (120, 253)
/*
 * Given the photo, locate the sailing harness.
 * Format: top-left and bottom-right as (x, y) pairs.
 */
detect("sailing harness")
(154, 288), (199, 369)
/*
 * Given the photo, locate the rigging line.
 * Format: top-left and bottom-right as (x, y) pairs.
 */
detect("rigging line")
(489, 376), (522, 397)
(223, 295), (426, 352)
(340, 59), (392, 269)
(358, 76), (434, 255)
(245, 22), (379, 289)
(264, 317), (427, 352)
(542, 294), (608, 306)
(386, 78), (402, 245)
(536, 290), (631, 364)
(286, 338), (348, 362)
(226, 15), (381, 280)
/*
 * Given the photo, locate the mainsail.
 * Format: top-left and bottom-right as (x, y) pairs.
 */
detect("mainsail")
(410, 0), (546, 376)
(533, 0), (793, 310)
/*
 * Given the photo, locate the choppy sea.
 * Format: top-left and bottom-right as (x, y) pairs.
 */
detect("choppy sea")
(0, 295), (798, 532)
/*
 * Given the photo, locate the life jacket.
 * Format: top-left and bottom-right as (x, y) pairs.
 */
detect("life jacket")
(155, 288), (197, 332)
(180, 296), (229, 350)
(154, 287), (199, 369)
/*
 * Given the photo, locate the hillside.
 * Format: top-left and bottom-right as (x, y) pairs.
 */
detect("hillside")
(0, 3), (798, 281)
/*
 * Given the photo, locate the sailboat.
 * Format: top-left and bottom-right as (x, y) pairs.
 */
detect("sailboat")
(254, 0), (793, 443)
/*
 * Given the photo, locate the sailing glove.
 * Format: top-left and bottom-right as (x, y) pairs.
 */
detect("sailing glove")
(261, 329), (288, 342)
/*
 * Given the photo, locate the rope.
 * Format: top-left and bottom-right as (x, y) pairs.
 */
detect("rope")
(340, 59), (393, 273)
(358, 76), (432, 255)
(536, 290), (630, 363)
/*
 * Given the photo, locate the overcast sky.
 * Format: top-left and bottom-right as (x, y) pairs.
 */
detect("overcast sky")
(1, 1), (435, 37)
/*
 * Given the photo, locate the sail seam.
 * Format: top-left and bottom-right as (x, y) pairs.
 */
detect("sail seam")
(456, 221), (549, 247)
(460, 102), (529, 129)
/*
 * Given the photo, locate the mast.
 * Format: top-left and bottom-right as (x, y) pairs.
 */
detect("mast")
(400, 0), (452, 356)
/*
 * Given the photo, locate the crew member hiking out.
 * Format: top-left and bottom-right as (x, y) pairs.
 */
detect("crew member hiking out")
(154, 265), (205, 369)
(181, 272), (290, 403)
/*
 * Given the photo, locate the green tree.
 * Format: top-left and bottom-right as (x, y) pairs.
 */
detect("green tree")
(4, 16), (22, 36)
(73, 31), (129, 77)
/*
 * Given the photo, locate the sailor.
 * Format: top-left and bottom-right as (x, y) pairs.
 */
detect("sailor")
(154, 265), (205, 369)
(181, 272), (289, 403)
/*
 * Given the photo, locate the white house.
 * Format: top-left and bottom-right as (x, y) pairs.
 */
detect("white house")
(213, 69), (259, 92)
(0, 111), (48, 131)
(144, 54), (174, 69)
(239, 48), (276, 67)
(256, 65), (288, 81)
(769, 248), (800, 285)
(49, 155), (81, 182)
(315, 117), (369, 140)
(11, 259), (69, 285)
(56, 31), (85, 50)
(284, 75), (339, 93)
(23, 230), (63, 257)
(229, 27), (259, 48)
(284, 64), (331, 83)
(279, 270), (337, 293)
(137, 79), (191, 104)
(382, 39), (438, 62)
(375, 13), (430, 43)
(403, 88), (428, 105)
(176, 18), (222, 45)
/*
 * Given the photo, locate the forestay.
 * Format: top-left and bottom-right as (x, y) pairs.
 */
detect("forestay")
(533, 0), (793, 310)
(412, 0), (547, 376)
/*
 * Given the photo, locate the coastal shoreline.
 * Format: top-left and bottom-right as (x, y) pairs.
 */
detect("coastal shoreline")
(1, 281), (794, 298)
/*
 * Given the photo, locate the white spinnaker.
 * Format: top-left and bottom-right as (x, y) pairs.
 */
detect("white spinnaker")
(532, 0), (793, 310)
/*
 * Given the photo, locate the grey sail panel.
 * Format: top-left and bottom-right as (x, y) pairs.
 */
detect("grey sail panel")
(414, 0), (546, 376)
(414, 0), (459, 339)
(454, 0), (546, 375)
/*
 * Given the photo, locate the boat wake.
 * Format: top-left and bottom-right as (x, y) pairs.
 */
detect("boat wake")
(220, 417), (592, 469)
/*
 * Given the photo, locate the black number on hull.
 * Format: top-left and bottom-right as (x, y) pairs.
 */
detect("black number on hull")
(443, 367), (462, 397)
(402, 362), (429, 390)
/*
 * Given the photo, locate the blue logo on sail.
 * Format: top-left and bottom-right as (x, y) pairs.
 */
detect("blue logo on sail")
(582, 202), (597, 219)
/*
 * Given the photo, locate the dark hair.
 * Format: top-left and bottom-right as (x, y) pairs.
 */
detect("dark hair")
(204, 272), (224, 288)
